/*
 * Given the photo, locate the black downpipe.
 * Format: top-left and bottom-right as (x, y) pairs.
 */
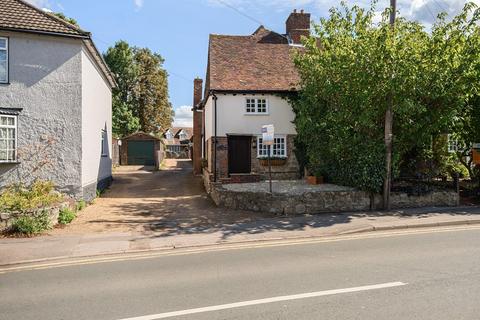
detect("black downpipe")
(213, 92), (218, 182)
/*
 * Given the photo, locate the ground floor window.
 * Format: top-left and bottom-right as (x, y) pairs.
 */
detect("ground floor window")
(0, 115), (16, 162)
(257, 135), (286, 158)
(101, 129), (108, 156)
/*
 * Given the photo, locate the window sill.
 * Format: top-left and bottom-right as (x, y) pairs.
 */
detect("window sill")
(244, 113), (269, 116)
(0, 82), (10, 86)
(0, 161), (20, 164)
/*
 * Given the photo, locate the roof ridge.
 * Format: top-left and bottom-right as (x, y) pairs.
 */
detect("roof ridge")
(15, 0), (90, 37)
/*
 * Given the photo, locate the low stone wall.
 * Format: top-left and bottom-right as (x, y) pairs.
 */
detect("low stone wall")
(0, 201), (74, 232)
(209, 181), (459, 215)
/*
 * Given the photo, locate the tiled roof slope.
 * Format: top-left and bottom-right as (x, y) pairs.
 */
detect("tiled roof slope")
(206, 26), (302, 92)
(0, 0), (116, 88)
(0, 0), (89, 37)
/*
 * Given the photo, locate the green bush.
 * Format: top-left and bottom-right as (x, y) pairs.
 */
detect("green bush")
(11, 211), (51, 236)
(0, 180), (63, 212)
(76, 200), (86, 212)
(58, 208), (76, 225)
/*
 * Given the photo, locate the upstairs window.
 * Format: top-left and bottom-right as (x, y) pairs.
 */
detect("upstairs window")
(0, 37), (8, 83)
(165, 130), (173, 140)
(245, 98), (268, 114)
(257, 135), (287, 158)
(0, 115), (17, 162)
(448, 134), (459, 153)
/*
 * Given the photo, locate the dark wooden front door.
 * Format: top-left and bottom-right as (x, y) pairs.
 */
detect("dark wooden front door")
(228, 136), (251, 174)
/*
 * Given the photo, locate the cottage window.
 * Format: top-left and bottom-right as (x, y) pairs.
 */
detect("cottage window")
(0, 37), (8, 83)
(0, 115), (17, 162)
(257, 135), (286, 158)
(246, 98), (268, 114)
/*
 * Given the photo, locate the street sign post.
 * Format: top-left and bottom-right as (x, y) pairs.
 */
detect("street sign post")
(262, 125), (274, 193)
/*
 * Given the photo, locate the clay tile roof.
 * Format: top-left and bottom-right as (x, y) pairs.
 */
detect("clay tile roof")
(0, 0), (89, 37)
(206, 26), (302, 92)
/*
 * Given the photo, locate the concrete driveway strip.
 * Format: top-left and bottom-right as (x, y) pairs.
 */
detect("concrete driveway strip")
(1, 227), (480, 320)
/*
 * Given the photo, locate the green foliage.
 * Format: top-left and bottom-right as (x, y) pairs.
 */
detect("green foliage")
(58, 208), (76, 225)
(53, 12), (79, 27)
(76, 200), (86, 212)
(104, 41), (173, 137)
(293, 3), (480, 192)
(0, 180), (63, 212)
(11, 211), (51, 236)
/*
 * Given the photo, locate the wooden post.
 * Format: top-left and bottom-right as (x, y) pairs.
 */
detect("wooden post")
(383, 0), (396, 210)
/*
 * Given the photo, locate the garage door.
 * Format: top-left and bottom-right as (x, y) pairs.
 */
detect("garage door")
(127, 141), (155, 165)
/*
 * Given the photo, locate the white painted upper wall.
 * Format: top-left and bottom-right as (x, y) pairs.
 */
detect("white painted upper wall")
(204, 94), (296, 140)
(81, 46), (112, 187)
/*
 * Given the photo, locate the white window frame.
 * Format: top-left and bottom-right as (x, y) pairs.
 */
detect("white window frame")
(0, 37), (8, 84)
(101, 129), (107, 156)
(257, 134), (287, 158)
(0, 115), (17, 163)
(245, 97), (269, 115)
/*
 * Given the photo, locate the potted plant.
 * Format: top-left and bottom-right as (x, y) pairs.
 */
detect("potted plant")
(305, 168), (324, 185)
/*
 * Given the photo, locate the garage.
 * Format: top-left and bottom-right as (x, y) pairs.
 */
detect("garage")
(119, 132), (162, 167)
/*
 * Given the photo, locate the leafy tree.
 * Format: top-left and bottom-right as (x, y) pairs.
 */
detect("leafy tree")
(133, 48), (173, 134)
(104, 41), (140, 136)
(104, 41), (173, 137)
(293, 3), (480, 193)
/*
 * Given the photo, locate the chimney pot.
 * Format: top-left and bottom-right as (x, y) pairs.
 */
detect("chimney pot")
(293, 9), (297, 13)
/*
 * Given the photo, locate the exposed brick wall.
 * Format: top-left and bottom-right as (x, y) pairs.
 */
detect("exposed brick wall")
(204, 135), (300, 185)
(286, 10), (310, 44)
(192, 78), (203, 174)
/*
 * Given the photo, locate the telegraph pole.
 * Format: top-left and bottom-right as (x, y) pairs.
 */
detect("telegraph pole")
(383, 0), (396, 210)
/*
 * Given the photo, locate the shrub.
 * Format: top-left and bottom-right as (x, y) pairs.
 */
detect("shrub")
(11, 211), (51, 236)
(76, 200), (86, 212)
(0, 180), (63, 212)
(58, 208), (76, 225)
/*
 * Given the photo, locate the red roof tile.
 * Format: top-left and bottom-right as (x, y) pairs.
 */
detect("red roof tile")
(206, 26), (302, 92)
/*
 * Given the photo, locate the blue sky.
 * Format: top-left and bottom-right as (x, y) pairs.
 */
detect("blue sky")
(27, 0), (473, 127)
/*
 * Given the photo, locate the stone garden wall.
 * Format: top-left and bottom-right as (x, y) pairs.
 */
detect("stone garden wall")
(0, 201), (74, 232)
(208, 181), (459, 215)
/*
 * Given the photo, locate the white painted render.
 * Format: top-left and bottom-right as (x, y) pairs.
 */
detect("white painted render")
(81, 47), (112, 188)
(204, 94), (296, 140)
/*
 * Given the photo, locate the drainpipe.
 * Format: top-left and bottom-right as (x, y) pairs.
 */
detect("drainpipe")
(213, 92), (218, 182)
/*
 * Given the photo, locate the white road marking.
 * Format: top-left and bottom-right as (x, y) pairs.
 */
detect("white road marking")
(118, 282), (407, 320)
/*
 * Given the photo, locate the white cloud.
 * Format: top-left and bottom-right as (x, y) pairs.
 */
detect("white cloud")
(24, 0), (52, 9)
(206, 0), (477, 26)
(134, 0), (144, 10)
(173, 105), (193, 128)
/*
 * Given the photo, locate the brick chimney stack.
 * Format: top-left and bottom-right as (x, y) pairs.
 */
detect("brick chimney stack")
(192, 78), (203, 175)
(286, 9), (310, 44)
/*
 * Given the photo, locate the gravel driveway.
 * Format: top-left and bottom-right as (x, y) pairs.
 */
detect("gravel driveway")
(52, 159), (266, 236)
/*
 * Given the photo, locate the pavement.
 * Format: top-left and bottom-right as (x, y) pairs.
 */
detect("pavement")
(1, 227), (480, 319)
(1, 158), (480, 266)
(2, 205), (480, 266)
